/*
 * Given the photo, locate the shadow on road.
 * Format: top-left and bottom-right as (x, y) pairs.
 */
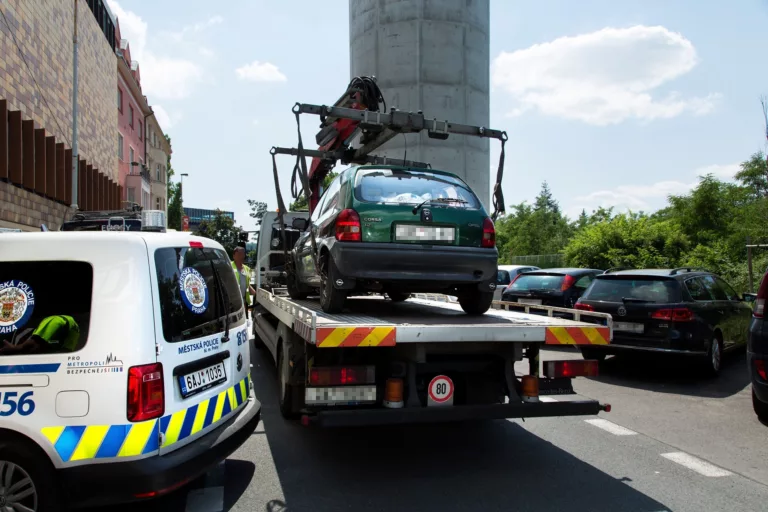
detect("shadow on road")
(587, 350), (749, 398)
(251, 351), (670, 512)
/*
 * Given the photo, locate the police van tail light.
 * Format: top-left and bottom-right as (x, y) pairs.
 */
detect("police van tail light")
(128, 363), (165, 422)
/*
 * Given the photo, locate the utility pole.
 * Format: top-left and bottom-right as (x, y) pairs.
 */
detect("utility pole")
(71, 0), (79, 209)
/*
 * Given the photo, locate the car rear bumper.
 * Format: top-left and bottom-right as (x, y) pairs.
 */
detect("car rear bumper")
(61, 390), (261, 508)
(331, 241), (497, 288)
(581, 337), (708, 356)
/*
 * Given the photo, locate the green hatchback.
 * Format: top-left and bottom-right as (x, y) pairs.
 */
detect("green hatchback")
(287, 165), (499, 314)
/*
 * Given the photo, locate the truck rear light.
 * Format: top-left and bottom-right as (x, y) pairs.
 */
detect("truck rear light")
(521, 375), (539, 402)
(651, 308), (694, 322)
(561, 274), (576, 291)
(756, 360), (767, 381)
(574, 302), (594, 311)
(127, 363), (165, 422)
(309, 365), (375, 386)
(335, 209), (362, 241)
(383, 378), (404, 408)
(544, 360), (599, 379)
(481, 217), (496, 248)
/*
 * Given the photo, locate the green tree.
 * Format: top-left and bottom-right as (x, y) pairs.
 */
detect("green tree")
(247, 200), (268, 225)
(289, 172), (338, 211)
(194, 210), (242, 257)
(735, 151), (768, 198)
(165, 135), (182, 230)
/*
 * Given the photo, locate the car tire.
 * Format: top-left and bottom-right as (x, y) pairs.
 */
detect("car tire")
(286, 271), (308, 300)
(319, 256), (346, 314)
(458, 291), (494, 315)
(277, 344), (301, 419)
(753, 387), (768, 422)
(703, 334), (723, 377)
(580, 348), (607, 362)
(0, 439), (61, 512)
(387, 292), (410, 302)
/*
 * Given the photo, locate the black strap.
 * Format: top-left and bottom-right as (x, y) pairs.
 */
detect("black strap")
(491, 133), (508, 221)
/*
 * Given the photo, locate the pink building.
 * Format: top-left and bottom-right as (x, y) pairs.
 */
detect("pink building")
(115, 19), (152, 208)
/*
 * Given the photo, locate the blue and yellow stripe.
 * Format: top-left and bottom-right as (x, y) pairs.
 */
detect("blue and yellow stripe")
(41, 375), (250, 463)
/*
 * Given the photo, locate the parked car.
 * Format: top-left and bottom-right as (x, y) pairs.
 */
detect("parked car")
(748, 271), (768, 421)
(286, 165), (498, 315)
(575, 268), (752, 375)
(500, 268), (602, 308)
(494, 265), (540, 301)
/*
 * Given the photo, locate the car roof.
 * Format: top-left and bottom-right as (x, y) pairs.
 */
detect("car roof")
(0, 231), (225, 253)
(352, 164), (462, 180)
(497, 265), (539, 271)
(601, 269), (710, 278)
(526, 268), (599, 275)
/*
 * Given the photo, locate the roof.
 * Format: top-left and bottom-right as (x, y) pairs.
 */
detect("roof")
(527, 267), (599, 275)
(0, 232), (223, 253)
(498, 265), (539, 271)
(600, 269), (709, 278)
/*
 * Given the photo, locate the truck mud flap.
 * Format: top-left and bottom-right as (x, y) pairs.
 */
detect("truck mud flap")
(306, 400), (607, 427)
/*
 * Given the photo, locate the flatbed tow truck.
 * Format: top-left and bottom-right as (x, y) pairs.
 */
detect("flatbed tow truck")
(253, 77), (614, 426)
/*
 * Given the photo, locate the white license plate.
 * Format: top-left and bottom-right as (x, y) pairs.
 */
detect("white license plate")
(395, 224), (455, 242)
(615, 322), (644, 334)
(179, 362), (227, 397)
(518, 298), (542, 305)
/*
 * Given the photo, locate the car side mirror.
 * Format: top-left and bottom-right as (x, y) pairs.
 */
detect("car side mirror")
(743, 293), (757, 303)
(292, 218), (308, 231)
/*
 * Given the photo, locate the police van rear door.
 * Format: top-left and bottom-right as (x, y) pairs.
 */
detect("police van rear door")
(150, 237), (250, 455)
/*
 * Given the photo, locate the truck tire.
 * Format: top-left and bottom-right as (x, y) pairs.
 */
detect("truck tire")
(753, 387), (768, 422)
(458, 291), (494, 315)
(319, 257), (346, 314)
(0, 437), (60, 512)
(277, 345), (301, 419)
(387, 292), (410, 302)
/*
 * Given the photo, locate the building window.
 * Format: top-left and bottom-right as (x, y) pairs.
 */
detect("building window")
(129, 147), (134, 165)
(118, 88), (123, 112)
(156, 163), (161, 182)
(156, 197), (160, 209)
(138, 121), (143, 140)
(129, 105), (134, 128)
(127, 187), (135, 203)
(118, 133), (123, 160)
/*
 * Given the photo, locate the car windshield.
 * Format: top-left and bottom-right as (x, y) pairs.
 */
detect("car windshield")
(585, 277), (681, 303)
(354, 168), (480, 208)
(508, 274), (565, 291)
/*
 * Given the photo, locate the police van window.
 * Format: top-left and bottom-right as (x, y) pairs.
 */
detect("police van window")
(0, 261), (93, 356)
(154, 247), (244, 343)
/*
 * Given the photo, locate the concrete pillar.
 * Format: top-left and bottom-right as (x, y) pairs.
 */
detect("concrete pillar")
(349, 0), (491, 209)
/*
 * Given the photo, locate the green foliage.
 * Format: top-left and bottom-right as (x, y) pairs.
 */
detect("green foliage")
(289, 172), (338, 211)
(194, 209), (242, 258)
(165, 135), (182, 231)
(247, 200), (268, 225)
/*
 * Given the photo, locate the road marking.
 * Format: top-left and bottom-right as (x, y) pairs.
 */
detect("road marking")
(584, 418), (637, 436)
(661, 452), (732, 477)
(539, 396), (558, 402)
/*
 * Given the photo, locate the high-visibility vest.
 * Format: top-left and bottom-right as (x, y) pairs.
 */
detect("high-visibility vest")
(232, 261), (251, 306)
(32, 315), (80, 352)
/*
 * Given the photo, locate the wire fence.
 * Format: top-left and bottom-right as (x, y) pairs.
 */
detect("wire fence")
(508, 254), (565, 268)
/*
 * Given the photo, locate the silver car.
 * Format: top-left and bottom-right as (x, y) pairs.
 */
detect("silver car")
(494, 265), (540, 301)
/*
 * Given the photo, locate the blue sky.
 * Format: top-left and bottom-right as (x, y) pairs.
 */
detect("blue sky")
(107, 0), (768, 231)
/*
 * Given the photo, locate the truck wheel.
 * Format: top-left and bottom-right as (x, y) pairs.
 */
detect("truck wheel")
(0, 439), (60, 512)
(319, 257), (346, 314)
(277, 345), (301, 419)
(387, 292), (410, 302)
(458, 291), (494, 315)
(753, 387), (768, 422)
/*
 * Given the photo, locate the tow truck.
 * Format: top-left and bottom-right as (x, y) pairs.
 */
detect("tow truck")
(252, 77), (614, 426)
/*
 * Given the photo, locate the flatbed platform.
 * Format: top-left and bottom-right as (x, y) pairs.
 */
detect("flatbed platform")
(257, 289), (613, 347)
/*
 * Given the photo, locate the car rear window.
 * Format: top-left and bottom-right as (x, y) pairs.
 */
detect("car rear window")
(154, 247), (244, 343)
(0, 261), (93, 355)
(584, 277), (681, 303)
(354, 168), (480, 209)
(508, 274), (565, 291)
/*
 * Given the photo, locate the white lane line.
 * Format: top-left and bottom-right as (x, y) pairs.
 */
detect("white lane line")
(539, 396), (559, 402)
(661, 452), (732, 477)
(584, 418), (638, 436)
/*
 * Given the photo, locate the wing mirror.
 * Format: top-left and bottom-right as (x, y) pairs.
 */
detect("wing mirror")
(743, 293), (757, 303)
(292, 218), (308, 231)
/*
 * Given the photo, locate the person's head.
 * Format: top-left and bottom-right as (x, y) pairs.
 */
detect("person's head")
(233, 246), (246, 264)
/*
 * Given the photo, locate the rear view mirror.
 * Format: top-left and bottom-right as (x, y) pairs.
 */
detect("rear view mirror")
(292, 218), (308, 231)
(743, 293), (757, 303)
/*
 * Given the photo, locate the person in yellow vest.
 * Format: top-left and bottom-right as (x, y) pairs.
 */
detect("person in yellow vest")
(0, 315), (80, 355)
(232, 247), (256, 316)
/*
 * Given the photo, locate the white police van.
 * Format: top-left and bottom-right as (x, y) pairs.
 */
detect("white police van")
(0, 232), (260, 510)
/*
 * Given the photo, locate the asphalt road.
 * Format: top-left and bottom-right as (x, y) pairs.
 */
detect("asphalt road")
(105, 345), (768, 512)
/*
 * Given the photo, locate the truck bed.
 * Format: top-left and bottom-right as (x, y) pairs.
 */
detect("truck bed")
(257, 289), (613, 347)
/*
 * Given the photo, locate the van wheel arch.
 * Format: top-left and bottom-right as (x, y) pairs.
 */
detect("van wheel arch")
(0, 428), (62, 511)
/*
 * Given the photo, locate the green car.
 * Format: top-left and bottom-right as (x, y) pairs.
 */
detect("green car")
(287, 165), (499, 314)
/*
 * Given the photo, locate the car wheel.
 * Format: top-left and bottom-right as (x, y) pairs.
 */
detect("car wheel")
(0, 440), (60, 512)
(277, 344), (300, 419)
(752, 387), (768, 422)
(387, 292), (410, 302)
(580, 348), (607, 362)
(703, 334), (723, 377)
(458, 291), (494, 315)
(319, 257), (346, 314)
(286, 271), (309, 300)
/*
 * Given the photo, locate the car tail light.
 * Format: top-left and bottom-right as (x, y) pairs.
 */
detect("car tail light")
(756, 360), (767, 381)
(335, 209), (361, 242)
(651, 308), (694, 322)
(561, 274), (576, 291)
(481, 217), (495, 248)
(754, 277), (768, 318)
(574, 302), (594, 311)
(309, 366), (375, 386)
(544, 360), (599, 378)
(127, 363), (165, 422)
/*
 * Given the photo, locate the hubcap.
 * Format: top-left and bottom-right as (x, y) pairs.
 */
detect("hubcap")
(712, 339), (721, 371)
(0, 460), (38, 512)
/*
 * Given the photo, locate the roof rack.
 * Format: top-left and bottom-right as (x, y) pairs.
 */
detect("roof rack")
(669, 267), (708, 275)
(603, 267), (632, 274)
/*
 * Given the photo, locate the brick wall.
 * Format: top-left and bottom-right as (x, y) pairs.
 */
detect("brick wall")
(0, 180), (73, 230)
(0, 0), (117, 180)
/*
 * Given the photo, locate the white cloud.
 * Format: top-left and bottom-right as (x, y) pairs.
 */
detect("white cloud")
(167, 15), (223, 43)
(152, 105), (174, 129)
(492, 25), (720, 125)
(252, 119), (260, 126)
(235, 61), (287, 83)
(694, 163), (740, 180)
(108, 0), (204, 100)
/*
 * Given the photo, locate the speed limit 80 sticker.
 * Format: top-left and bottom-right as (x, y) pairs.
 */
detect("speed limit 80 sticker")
(428, 375), (454, 407)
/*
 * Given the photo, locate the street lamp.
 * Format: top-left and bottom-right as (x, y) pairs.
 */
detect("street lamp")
(180, 173), (189, 209)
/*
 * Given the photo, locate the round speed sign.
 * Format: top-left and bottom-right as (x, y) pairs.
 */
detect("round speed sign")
(428, 375), (454, 403)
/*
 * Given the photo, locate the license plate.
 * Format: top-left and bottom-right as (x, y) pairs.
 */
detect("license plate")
(615, 322), (644, 334)
(395, 224), (455, 242)
(518, 298), (542, 305)
(179, 362), (227, 398)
